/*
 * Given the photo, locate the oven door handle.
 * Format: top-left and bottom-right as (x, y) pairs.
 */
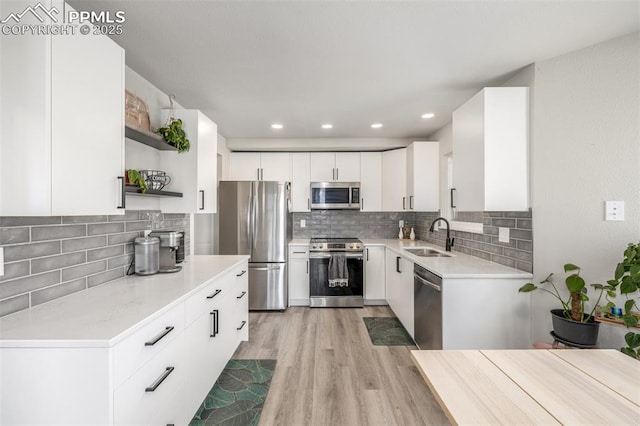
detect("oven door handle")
(309, 253), (363, 259)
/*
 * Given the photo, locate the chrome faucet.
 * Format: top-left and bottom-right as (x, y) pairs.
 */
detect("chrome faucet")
(429, 217), (455, 252)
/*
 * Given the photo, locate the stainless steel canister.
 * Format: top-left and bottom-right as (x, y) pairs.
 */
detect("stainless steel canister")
(134, 236), (160, 275)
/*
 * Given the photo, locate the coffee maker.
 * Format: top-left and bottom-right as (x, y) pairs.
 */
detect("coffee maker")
(149, 230), (183, 273)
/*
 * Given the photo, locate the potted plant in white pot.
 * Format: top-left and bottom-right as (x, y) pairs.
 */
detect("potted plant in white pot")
(519, 264), (611, 346)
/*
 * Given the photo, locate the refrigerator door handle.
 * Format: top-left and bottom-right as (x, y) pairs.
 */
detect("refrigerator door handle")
(250, 265), (282, 271)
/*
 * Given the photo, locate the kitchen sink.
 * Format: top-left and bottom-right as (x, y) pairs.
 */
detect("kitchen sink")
(404, 248), (453, 258)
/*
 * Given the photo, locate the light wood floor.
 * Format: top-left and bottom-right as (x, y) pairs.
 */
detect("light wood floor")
(232, 306), (450, 426)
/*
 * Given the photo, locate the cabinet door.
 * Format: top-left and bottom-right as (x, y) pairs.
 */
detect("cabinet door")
(160, 110), (218, 214)
(360, 152), (382, 212)
(260, 153), (291, 181)
(291, 153), (311, 212)
(309, 153), (336, 181)
(452, 90), (485, 211)
(0, 0), (50, 216)
(289, 255), (310, 306)
(51, 19), (125, 215)
(409, 141), (439, 211)
(365, 246), (385, 302)
(397, 258), (414, 338)
(196, 112), (218, 213)
(335, 152), (360, 182)
(229, 153), (261, 181)
(382, 148), (407, 211)
(385, 249), (401, 314)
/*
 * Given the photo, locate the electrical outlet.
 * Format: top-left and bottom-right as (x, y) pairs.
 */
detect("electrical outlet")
(300, 219), (306, 228)
(399, 220), (404, 228)
(0, 247), (4, 277)
(498, 227), (510, 243)
(605, 201), (625, 221)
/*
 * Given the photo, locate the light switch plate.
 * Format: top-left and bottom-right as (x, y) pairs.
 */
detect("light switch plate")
(399, 220), (404, 228)
(498, 227), (510, 243)
(605, 201), (624, 221)
(0, 247), (4, 277)
(300, 219), (306, 228)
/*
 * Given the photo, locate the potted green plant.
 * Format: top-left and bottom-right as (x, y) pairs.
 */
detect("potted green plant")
(156, 117), (190, 153)
(603, 242), (640, 359)
(126, 169), (148, 193)
(519, 264), (610, 346)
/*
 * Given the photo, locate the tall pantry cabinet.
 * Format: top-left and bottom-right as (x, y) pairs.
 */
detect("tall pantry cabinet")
(0, 0), (125, 216)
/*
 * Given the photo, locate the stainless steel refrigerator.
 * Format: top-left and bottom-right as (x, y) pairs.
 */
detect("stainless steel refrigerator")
(218, 181), (291, 310)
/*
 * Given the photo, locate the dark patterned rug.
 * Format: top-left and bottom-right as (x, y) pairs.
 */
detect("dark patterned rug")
(189, 359), (277, 426)
(363, 317), (415, 346)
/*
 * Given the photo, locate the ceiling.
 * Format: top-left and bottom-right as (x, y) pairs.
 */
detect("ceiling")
(70, 1), (639, 140)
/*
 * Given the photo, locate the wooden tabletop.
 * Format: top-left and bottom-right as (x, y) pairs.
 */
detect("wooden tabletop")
(411, 349), (640, 425)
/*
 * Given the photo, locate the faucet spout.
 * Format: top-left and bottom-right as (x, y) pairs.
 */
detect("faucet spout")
(429, 217), (455, 252)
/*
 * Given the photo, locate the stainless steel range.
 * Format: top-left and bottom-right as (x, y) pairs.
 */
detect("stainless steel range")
(309, 238), (364, 308)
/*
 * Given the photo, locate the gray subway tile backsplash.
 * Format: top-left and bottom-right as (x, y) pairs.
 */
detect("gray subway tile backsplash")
(293, 208), (533, 274)
(0, 210), (190, 317)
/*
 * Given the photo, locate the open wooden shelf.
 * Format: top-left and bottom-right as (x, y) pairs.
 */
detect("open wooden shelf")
(595, 312), (640, 329)
(125, 185), (182, 198)
(125, 125), (177, 151)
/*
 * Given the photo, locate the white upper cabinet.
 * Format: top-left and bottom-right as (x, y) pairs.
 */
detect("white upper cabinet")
(453, 87), (529, 211)
(228, 152), (290, 181)
(406, 142), (439, 211)
(382, 148), (407, 212)
(310, 152), (360, 182)
(290, 153), (311, 212)
(160, 110), (217, 213)
(360, 152), (383, 212)
(0, 0), (125, 216)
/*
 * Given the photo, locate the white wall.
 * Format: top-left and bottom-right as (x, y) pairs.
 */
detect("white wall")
(531, 32), (640, 346)
(217, 133), (231, 180)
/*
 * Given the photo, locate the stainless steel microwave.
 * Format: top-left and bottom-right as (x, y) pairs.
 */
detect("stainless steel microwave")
(310, 182), (360, 210)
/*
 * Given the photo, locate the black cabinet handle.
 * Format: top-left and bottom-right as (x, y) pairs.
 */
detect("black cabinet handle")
(336, 168), (339, 181)
(402, 197), (406, 210)
(237, 291), (247, 299)
(410, 195), (414, 210)
(210, 309), (219, 337)
(199, 190), (205, 210)
(237, 320), (247, 331)
(307, 198), (310, 210)
(257, 168), (261, 180)
(396, 256), (401, 273)
(450, 188), (456, 209)
(144, 326), (174, 346)
(366, 248), (369, 261)
(145, 367), (174, 392)
(306, 259), (308, 274)
(236, 270), (247, 277)
(117, 176), (126, 209)
(206, 289), (222, 299)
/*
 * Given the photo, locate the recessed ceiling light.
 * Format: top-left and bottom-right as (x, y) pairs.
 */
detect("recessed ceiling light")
(271, 123), (283, 129)
(371, 123), (383, 129)
(321, 124), (333, 129)
(421, 113), (435, 119)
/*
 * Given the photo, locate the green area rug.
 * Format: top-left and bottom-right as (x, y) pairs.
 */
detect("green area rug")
(363, 317), (415, 346)
(190, 359), (276, 426)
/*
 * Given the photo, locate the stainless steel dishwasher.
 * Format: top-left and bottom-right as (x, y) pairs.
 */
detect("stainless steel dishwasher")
(414, 263), (442, 349)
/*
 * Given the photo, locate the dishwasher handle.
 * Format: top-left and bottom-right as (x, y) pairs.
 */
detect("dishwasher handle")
(414, 273), (441, 291)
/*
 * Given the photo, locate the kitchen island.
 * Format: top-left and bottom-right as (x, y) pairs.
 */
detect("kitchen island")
(0, 255), (249, 425)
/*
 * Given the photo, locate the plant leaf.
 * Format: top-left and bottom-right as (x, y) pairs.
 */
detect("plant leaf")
(624, 332), (640, 349)
(566, 274), (585, 293)
(564, 263), (580, 272)
(518, 283), (537, 293)
(614, 263), (625, 280)
(620, 347), (638, 359)
(620, 277), (638, 294)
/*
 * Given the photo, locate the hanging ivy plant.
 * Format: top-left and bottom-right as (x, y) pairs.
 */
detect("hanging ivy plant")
(156, 118), (190, 153)
(127, 169), (148, 193)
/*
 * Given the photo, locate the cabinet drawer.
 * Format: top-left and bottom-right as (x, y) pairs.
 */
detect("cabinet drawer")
(289, 248), (309, 259)
(234, 278), (249, 342)
(113, 302), (184, 389)
(184, 263), (247, 325)
(114, 339), (184, 426)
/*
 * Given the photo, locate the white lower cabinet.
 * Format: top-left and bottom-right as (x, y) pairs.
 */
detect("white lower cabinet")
(288, 246), (310, 306)
(385, 249), (414, 337)
(364, 245), (386, 303)
(0, 260), (249, 426)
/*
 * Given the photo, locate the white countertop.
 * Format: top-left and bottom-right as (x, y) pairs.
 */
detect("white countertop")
(0, 255), (249, 348)
(289, 239), (310, 246)
(289, 238), (531, 279)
